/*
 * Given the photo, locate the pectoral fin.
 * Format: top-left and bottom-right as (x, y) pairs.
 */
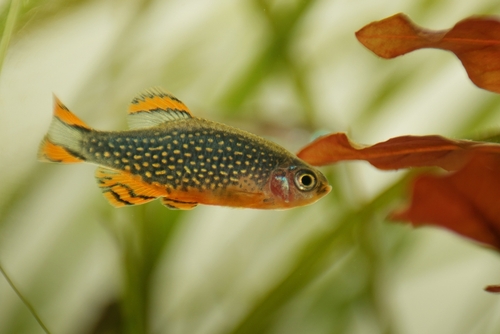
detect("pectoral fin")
(95, 167), (166, 207)
(161, 198), (198, 210)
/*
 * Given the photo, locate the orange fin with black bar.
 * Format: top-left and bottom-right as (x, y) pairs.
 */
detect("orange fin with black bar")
(38, 95), (91, 163)
(127, 87), (192, 129)
(38, 139), (85, 163)
(161, 197), (198, 210)
(95, 167), (168, 207)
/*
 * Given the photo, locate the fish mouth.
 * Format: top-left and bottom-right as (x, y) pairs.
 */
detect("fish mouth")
(318, 184), (332, 195)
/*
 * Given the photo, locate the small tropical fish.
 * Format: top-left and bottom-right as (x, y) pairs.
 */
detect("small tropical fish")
(38, 88), (331, 210)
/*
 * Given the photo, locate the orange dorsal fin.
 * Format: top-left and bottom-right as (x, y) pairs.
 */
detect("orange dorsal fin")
(95, 167), (167, 207)
(161, 198), (198, 210)
(127, 87), (192, 129)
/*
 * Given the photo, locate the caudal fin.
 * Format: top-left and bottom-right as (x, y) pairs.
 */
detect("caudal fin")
(38, 95), (91, 163)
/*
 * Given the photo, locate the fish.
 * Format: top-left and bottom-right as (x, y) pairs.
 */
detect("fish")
(37, 88), (331, 210)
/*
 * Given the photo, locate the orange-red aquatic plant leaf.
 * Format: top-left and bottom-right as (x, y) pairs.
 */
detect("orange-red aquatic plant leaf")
(356, 13), (500, 93)
(485, 285), (500, 293)
(392, 153), (500, 250)
(298, 132), (500, 292)
(297, 132), (500, 171)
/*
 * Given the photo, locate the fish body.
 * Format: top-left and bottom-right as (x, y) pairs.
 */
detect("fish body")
(38, 88), (331, 209)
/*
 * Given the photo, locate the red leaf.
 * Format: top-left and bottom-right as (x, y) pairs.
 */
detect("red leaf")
(356, 13), (500, 93)
(485, 285), (500, 293)
(297, 132), (500, 171)
(298, 133), (500, 251)
(392, 153), (500, 250)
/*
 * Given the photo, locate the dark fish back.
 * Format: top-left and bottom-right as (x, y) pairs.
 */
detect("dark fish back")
(82, 118), (291, 192)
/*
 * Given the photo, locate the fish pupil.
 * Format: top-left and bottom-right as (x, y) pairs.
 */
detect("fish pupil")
(301, 174), (313, 186)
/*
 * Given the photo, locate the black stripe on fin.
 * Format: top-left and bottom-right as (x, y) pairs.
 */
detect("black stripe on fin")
(95, 167), (167, 207)
(127, 87), (192, 129)
(161, 198), (198, 210)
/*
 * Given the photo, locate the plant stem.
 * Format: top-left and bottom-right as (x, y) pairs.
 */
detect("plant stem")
(0, 262), (51, 334)
(0, 0), (21, 75)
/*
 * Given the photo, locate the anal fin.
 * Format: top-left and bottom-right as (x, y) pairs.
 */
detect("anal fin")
(95, 167), (166, 207)
(161, 198), (198, 210)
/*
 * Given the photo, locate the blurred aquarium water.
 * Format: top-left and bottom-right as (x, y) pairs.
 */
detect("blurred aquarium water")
(1, 0), (500, 333)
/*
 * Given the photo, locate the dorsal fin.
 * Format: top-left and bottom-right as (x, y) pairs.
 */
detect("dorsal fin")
(127, 87), (192, 129)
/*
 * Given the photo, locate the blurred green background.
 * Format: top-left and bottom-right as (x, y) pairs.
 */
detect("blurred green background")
(2, 0), (500, 333)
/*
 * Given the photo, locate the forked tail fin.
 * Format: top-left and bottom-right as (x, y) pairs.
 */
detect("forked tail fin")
(37, 95), (91, 163)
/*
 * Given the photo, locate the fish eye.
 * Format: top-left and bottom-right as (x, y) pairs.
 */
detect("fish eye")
(294, 170), (317, 191)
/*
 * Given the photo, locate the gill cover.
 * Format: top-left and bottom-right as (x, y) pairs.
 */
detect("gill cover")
(270, 169), (291, 203)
